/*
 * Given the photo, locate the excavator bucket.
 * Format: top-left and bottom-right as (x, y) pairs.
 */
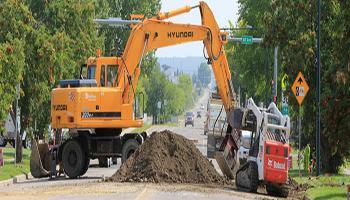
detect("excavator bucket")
(214, 134), (238, 179)
(30, 139), (51, 178)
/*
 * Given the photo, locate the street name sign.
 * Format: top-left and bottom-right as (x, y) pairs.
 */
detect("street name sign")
(241, 36), (253, 45)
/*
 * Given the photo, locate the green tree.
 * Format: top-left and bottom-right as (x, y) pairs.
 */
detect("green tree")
(178, 74), (194, 109)
(20, 0), (104, 136)
(197, 62), (211, 87)
(238, 0), (350, 173)
(0, 0), (36, 162)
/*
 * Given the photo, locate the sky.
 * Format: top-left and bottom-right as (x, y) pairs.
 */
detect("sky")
(156, 0), (239, 58)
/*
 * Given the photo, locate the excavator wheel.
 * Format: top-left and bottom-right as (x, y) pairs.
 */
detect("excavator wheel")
(62, 139), (86, 178)
(235, 161), (259, 193)
(121, 139), (139, 163)
(266, 183), (289, 198)
(79, 154), (90, 176)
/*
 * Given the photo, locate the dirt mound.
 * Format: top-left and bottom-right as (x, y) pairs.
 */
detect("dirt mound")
(110, 130), (225, 184)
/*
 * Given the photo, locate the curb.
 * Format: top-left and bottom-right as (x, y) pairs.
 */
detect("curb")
(0, 172), (31, 187)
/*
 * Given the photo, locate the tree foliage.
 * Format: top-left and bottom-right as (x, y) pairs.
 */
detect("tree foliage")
(197, 62), (211, 87)
(237, 0), (350, 173)
(0, 0), (162, 163)
(144, 65), (194, 124)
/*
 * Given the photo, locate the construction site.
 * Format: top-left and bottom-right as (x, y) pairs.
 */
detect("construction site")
(0, 0), (349, 200)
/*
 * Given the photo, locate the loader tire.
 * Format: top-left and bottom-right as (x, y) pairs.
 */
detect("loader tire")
(62, 139), (85, 178)
(121, 139), (139, 163)
(266, 184), (289, 198)
(235, 161), (259, 193)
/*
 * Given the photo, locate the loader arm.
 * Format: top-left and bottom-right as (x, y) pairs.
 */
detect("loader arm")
(119, 1), (235, 113)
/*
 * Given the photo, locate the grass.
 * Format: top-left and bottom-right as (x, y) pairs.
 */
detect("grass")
(289, 154), (350, 200)
(0, 147), (31, 181)
(133, 124), (152, 133)
(307, 186), (347, 200)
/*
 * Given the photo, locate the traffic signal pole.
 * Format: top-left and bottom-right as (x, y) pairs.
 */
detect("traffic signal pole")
(273, 46), (278, 103)
(316, 0), (321, 176)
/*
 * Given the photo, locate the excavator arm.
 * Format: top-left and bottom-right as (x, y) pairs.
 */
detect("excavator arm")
(119, 2), (235, 114)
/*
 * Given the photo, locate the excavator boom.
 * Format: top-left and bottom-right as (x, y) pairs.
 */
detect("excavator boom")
(120, 2), (235, 113)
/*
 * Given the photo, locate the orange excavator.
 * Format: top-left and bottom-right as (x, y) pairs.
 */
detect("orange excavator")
(30, 1), (290, 197)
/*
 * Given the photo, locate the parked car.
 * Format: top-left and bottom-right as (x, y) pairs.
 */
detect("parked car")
(197, 111), (201, 118)
(185, 112), (194, 127)
(0, 112), (29, 148)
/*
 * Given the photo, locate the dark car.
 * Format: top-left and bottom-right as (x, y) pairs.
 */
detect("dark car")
(185, 112), (194, 127)
(197, 111), (201, 118)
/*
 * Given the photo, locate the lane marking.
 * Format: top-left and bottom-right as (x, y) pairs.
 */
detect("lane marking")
(134, 187), (147, 200)
(134, 186), (149, 200)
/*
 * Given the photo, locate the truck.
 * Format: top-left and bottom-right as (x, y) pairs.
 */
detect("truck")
(0, 110), (29, 148)
(30, 1), (291, 197)
(205, 92), (227, 158)
(205, 93), (252, 164)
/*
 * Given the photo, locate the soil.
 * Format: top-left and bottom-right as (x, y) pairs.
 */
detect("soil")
(110, 130), (226, 184)
(285, 177), (309, 199)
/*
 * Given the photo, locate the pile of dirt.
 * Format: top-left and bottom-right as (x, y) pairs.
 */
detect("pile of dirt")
(110, 130), (226, 184)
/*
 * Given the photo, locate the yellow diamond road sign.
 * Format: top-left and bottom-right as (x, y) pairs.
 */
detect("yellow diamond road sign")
(292, 72), (309, 105)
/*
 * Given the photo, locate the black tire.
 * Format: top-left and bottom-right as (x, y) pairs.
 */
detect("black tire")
(248, 162), (259, 193)
(121, 139), (139, 163)
(62, 139), (85, 178)
(0, 136), (7, 147)
(80, 155), (90, 176)
(236, 161), (259, 193)
(266, 184), (289, 197)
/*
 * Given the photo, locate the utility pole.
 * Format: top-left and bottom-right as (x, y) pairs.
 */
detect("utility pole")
(273, 46), (278, 103)
(14, 83), (20, 166)
(265, 49), (269, 106)
(316, 0), (321, 176)
(238, 85), (241, 107)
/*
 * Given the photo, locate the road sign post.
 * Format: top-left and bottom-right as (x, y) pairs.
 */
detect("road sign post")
(281, 74), (288, 116)
(292, 72), (309, 177)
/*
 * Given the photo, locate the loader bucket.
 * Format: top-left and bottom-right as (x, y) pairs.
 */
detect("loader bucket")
(30, 139), (51, 178)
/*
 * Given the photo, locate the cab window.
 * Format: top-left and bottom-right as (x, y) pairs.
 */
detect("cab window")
(107, 65), (118, 87)
(100, 65), (105, 86)
(87, 65), (96, 79)
(80, 64), (87, 79)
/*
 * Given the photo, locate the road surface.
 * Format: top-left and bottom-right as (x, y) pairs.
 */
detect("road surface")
(0, 92), (279, 200)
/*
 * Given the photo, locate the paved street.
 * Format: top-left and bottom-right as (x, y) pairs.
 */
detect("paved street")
(0, 92), (277, 200)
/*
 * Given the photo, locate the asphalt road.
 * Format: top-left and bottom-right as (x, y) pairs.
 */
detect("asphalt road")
(0, 92), (278, 200)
